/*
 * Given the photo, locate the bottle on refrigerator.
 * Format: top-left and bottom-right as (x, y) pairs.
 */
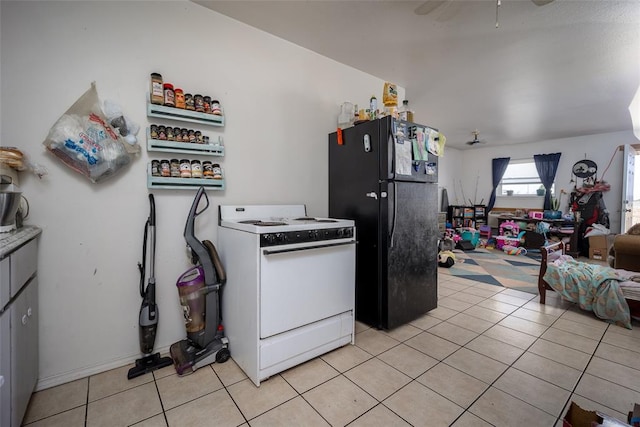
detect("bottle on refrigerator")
(399, 100), (414, 122)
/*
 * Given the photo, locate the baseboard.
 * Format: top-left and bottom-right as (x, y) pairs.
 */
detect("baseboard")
(35, 343), (172, 391)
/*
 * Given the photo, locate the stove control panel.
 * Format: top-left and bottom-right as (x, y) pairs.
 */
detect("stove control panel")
(260, 227), (354, 247)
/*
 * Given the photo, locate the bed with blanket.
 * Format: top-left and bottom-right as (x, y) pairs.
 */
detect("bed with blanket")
(538, 241), (640, 329)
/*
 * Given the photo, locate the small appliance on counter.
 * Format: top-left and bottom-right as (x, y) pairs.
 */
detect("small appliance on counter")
(0, 175), (25, 233)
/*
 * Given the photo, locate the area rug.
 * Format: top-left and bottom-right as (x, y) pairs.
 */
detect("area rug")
(441, 247), (541, 294)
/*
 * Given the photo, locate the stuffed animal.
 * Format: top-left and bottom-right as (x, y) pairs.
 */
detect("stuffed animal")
(438, 250), (456, 268)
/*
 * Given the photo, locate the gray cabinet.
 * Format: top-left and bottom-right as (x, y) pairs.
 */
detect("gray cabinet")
(0, 236), (39, 426)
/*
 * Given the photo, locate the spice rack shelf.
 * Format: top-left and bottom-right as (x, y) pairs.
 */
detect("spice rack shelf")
(147, 103), (225, 127)
(147, 164), (225, 191)
(146, 128), (224, 156)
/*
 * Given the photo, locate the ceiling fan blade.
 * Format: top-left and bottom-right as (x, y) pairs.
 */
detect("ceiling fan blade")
(434, 1), (463, 23)
(531, 0), (555, 6)
(414, 0), (447, 16)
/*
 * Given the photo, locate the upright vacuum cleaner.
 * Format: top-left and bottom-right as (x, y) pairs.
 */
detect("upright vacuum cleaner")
(128, 194), (173, 380)
(170, 187), (230, 375)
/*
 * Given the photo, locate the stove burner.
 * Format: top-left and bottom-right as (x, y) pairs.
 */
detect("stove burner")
(293, 217), (337, 223)
(238, 220), (287, 226)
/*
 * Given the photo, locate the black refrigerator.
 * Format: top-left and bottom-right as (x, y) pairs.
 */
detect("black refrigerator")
(329, 116), (439, 330)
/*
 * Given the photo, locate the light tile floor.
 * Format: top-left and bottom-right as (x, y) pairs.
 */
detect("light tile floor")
(23, 272), (640, 427)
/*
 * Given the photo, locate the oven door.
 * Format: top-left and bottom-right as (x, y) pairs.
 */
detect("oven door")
(259, 239), (356, 338)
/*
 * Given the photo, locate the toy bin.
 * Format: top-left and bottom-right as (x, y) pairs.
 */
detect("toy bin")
(460, 229), (480, 247)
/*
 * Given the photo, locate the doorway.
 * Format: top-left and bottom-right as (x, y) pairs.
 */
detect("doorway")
(621, 144), (640, 233)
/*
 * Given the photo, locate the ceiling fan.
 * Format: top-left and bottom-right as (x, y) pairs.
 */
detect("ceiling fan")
(466, 130), (486, 146)
(414, 0), (555, 17)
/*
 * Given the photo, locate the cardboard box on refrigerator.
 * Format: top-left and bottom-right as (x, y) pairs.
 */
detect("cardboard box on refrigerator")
(588, 234), (616, 260)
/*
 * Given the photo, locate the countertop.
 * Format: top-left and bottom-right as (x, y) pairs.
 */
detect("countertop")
(0, 226), (42, 259)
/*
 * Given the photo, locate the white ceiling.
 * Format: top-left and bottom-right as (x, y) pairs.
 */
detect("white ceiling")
(195, 0), (640, 149)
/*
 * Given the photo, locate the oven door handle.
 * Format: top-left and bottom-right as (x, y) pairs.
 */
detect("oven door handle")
(263, 240), (356, 255)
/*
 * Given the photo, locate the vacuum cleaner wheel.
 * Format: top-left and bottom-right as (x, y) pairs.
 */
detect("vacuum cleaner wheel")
(216, 348), (231, 363)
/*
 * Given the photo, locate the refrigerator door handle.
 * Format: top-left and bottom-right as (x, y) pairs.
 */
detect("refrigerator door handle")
(389, 182), (397, 248)
(389, 129), (396, 179)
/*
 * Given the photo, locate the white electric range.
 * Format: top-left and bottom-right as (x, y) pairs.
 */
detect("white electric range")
(217, 205), (356, 386)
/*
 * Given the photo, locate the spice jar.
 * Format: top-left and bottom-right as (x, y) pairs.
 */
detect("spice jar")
(157, 125), (167, 140)
(203, 96), (212, 114)
(163, 83), (175, 107)
(151, 160), (161, 177)
(195, 131), (203, 144)
(167, 127), (175, 141)
(174, 127), (183, 142)
(194, 94), (205, 112)
(160, 160), (171, 177)
(188, 129), (196, 143)
(150, 124), (159, 139)
(175, 88), (185, 109)
(181, 128), (189, 142)
(184, 93), (195, 110)
(211, 100), (222, 115)
(170, 159), (181, 177)
(191, 160), (202, 178)
(212, 163), (223, 179)
(150, 73), (164, 105)
(203, 161), (214, 178)
(180, 159), (192, 178)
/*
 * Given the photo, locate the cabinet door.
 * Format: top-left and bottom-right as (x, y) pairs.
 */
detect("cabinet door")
(26, 277), (38, 399)
(0, 310), (10, 427)
(10, 277), (38, 427)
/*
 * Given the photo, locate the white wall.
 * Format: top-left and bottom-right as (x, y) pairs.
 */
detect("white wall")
(0, 1), (404, 389)
(450, 131), (636, 233)
(434, 146), (463, 212)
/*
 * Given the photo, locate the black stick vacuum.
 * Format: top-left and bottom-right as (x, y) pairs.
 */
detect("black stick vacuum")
(128, 194), (173, 380)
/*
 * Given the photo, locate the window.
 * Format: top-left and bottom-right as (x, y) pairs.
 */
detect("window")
(499, 159), (553, 196)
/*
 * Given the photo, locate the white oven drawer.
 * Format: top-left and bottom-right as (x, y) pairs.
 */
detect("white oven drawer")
(259, 240), (355, 338)
(260, 312), (353, 373)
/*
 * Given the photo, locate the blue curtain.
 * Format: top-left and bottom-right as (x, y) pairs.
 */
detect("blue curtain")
(534, 153), (562, 210)
(487, 157), (510, 212)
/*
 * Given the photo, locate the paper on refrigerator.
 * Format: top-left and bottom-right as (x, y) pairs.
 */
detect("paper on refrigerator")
(395, 134), (412, 175)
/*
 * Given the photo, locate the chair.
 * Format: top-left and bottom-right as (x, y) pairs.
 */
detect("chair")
(612, 234), (640, 272)
(479, 225), (492, 240)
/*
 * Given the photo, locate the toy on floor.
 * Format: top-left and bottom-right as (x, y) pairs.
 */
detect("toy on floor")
(502, 245), (527, 256)
(485, 237), (496, 249)
(438, 237), (455, 252)
(438, 250), (456, 268)
(499, 220), (520, 237)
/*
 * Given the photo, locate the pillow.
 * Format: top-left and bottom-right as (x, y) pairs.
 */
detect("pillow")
(547, 250), (563, 262)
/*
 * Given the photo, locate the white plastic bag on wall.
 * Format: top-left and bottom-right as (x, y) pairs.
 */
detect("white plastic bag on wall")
(42, 82), (139, 183)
